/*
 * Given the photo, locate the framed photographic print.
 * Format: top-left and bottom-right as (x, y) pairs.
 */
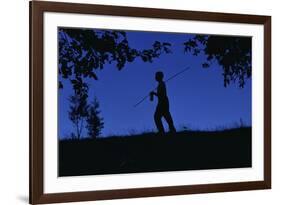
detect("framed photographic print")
(30, 1), (271, 204)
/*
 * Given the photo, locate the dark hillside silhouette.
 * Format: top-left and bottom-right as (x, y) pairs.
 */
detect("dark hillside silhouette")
(59, 127), (251, 176)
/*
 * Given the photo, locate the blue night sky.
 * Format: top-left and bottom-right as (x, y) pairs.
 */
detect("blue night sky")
(58, 29), (252, 138)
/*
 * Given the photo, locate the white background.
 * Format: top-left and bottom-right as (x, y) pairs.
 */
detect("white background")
(0, 0), (279, 204)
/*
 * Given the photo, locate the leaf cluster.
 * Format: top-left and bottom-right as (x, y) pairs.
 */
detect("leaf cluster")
(184, 35), (251, 87)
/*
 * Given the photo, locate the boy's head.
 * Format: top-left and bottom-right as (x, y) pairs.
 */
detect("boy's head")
(155, 71), (164, 82)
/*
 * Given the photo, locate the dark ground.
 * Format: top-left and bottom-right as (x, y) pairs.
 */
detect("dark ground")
(59, 127), (252, 176)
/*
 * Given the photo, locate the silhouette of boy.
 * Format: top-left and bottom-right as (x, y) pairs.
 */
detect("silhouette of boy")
(150, 71), (176, 134)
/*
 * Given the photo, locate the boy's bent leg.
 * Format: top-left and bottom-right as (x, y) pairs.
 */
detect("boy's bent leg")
(163, 111), (176, 133)
(154, 109), (164, 134)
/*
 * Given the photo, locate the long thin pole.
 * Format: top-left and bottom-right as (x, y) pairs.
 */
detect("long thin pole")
(133, 67), (190, 108)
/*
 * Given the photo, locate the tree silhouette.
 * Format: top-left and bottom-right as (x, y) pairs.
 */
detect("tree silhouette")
(183, 35), (251, 88)
(59, 28), (251, 89)
(86, 98), (104, 139)
(68, 79), (89, 139)
(58, 28), (172, 89)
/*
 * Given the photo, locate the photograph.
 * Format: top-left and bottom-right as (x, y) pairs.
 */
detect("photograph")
(58, 27), (252, 177)
(29, 2), (271, 203)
